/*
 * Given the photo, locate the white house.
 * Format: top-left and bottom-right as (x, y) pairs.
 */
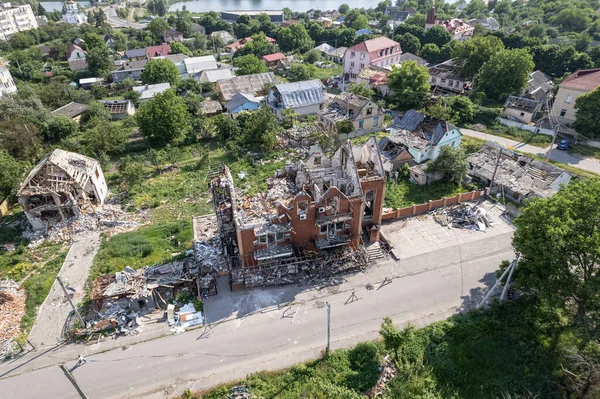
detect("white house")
(66, 44), (87, 71)
(344, 37), (401, 82)
(62, 0), (87, 25)
(267, 79), (325, 119)
(0, 59), (17, 97)
(389, 110), (462, 164)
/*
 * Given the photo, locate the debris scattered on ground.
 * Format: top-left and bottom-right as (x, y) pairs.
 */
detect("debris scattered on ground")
(228, 385), (250, 399)
(23, 203), (139, 247)
(367, 356), (398, 397)
(432, 203), (496, 231)
(0, 279), (25, 358)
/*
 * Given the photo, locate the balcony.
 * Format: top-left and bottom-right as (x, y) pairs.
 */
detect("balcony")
(315, 234), (350, 250)
(254, 244), (294, 261)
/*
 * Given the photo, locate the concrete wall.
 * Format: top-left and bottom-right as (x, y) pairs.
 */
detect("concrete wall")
(497, 118), (554, 136)
(502, 107), (535, 124)
(381, 189), (488, 221)
(552, 86), (586, 124)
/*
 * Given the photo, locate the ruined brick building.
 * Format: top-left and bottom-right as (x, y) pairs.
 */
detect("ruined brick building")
(210, 137), (386, 267)
(17, 149), (108, 231)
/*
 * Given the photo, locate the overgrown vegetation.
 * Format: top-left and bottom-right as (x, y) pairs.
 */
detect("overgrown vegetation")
(384, 179), (477, 210)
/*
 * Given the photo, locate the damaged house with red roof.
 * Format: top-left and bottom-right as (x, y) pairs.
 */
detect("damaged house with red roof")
(209, 137), (386, 282)
(425, 7), (474, 41)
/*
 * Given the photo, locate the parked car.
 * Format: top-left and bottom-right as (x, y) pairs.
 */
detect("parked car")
(557, 139), (569, 151)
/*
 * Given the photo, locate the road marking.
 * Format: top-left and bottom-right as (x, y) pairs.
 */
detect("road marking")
(291, 305), (300, 324)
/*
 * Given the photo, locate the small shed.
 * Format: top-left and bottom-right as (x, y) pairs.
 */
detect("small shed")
(226, 92), (261, 116)
(201, 100), (223, 116)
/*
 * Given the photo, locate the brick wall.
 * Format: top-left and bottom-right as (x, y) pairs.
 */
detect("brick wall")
(381, 188), (489, 221)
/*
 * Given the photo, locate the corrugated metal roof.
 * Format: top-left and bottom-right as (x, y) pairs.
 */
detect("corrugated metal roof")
(275, 79), (325, 109)
(184, 56), (218, 74)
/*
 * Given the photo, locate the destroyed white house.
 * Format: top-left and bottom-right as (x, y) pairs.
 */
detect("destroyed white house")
(209, 137), (386, 274)
(267, 79), (325, 119)
(428, 60), (469, 94)
(17, 149), (108, 231)
(501, 96), (541, 124)
(385, 110), (462, 165)
(319, 92), (385, 139)
(99, 99), (136, 120)
(467, 142), (572, 202)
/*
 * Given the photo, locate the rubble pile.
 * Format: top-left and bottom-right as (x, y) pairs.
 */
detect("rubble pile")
(432, 203), (496, 231)
(367, 356), (398, 397)
(23, 203), (139, 245)
(265, 176), (297, 203)
(227, 385), (250, 399)
(0, 279), (25, 358)
(279, 123), (322, 149)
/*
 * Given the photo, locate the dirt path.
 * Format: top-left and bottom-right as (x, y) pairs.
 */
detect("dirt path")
(27, 232), (101, 348)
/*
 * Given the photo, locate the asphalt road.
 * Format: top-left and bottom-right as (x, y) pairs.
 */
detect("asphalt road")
(461, 128), (600, 175)
(0, 232), (514, 399)
(104, 6), (145, 29)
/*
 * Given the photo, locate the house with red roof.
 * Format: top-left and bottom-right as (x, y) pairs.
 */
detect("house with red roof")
(66, 44), (87, 71)
(425, 7), (474, 41)
(262, 52), (285, 67)
(551, 68), (600, 124)
(146, 44), (172, 59)
(226, 36), (276, 54)
(343, 37), (401, 82)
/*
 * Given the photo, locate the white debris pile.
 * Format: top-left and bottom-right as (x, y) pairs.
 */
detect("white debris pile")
(169, 302), (203, 334)
(0, 279), (25, 358)
(265, 176), (297, 202)
(433, 203), (497, 231)
(23, 204), (139, 246)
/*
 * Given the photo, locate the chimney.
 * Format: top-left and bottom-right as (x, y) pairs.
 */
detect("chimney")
(426, 7), (436, 25)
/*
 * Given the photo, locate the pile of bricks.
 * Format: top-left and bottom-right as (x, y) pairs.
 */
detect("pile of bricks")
(0, 279), (25, 356)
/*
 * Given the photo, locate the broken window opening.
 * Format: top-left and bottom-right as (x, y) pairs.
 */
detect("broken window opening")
(297, 201), (308, 214)
(364, 190), (375, 219)
(267, 234), (275, 244)
(340, 183), (347, 194)
(366, 107), (372, 115)
(313, 156), (321, 165)
(320, 224), (327, 234)
(326, 196), (339, 212)
(276, 232), (285, 241)
(335, 222), (343, 231)
(259, 235), (267, 244)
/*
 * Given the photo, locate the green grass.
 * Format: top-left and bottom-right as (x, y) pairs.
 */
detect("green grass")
(384, 180), (476, 210)
(351, 131), (388, 146)
(313, 64), (343, 80)
(20, 249), (69, 335)
(191, 298), (562, 399)
(464, 123), (552, 148)
(460, 135), (486, 154)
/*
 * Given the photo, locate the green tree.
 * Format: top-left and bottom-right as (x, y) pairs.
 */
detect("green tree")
(42, 115), (79, 143)
(336, 120), (355, 134)
(141, 58), (180, 86)
(573, 87), (600, 139)
(0, 119), (43, 162)
(235, 32), (279, 59)
(82, 32), (105, 50)
(344, 10), (369, 30)
(236, 106), (280, 151)
(136, 89), (191, 145)
(512, 178), (600, 337)
(0, 149), (28, 199)
(555, 8), (591, 32)
(424, 25), (452, 48)
(426, 146), (468, 183)
(387, 61), (430, 110)
(87, 45), (112, 76)
(289, 63), (316, 81)
(451, 35), (505, 78)
(395, 33), (421, 55)
(148, 17), (169, 42)
(234, 54), (267, 75)
(379, 317), (416, 363)
(277, 24), (314, 53)
(213, 113), (240, 143)
(575, 33), (592, 52)
(349, 83), (375, 98)
(86, 118), (130, 155)
(170, 41), (190, 55)
(419, 43), (442, 64)
(338, 4), (350, 14)
(303, 49), (322, 64)
(81, 101), (110, 128)
(478, 48), (534, 101)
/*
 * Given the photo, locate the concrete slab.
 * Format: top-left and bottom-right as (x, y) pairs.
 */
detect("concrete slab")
(380, 201), (514, 260)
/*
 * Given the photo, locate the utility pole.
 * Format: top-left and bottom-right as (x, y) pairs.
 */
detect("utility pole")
(56, 277), (86, 328)
(325, 302), (331, 356)
(546, 126), (558, 162)
(488, 146), (502, 195)
(477, 253), (520, 308)
(59, 364), (90, 399)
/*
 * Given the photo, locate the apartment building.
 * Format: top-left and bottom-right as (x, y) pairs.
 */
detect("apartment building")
(0, 58), (17, 97)
(344, 36), (401, 81)
(0, 2), (38, 40)
(551, 68), (600, 124)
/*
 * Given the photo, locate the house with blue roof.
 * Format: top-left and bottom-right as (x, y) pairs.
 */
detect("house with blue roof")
(355, 28), (373, 36)
(225, 92), (261, 116)
(387, 110), (462, 164)
(267, 80), (325, 120)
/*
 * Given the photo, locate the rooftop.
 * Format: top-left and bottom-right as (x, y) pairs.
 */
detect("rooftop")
(560, 68), (600, 92)
(270, 79), (325, 109)
(51, 102), (86, 118)
(146, 44), (171, 58)
(184, 55), (217, 74)
(504, 95), (540, 114)
(125, 48), (147, 58)
(347, 37), (401, 63)
(262, 52), (285, 62)
(428, 60), (464, 80)
(200, 68), (234, 83)
(226, 92), (260, 111)
(99, 100), (134, 114)
(390, 110), (458, 150)
(133, 83), (171, 100)
(217, 72), (277, 101)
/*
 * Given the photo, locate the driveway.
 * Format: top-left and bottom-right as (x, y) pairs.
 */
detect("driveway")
(27, 232), (101, 348)
(0, 214), (516, 398)
(103, 6), (145, 29)
(461, 128), (600, 175)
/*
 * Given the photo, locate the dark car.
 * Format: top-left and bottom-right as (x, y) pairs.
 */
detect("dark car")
(557, 139), (569, 151)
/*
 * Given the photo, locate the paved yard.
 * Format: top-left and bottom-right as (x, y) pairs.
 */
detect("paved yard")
(381, 201), (514, 260)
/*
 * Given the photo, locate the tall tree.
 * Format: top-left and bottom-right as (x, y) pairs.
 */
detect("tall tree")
(87, 45), (112, 76)
(141, 58), (180, 86)
(136, 89), (191, 145)
(478, 48), (534, 101)
(277, 24), (314, 53)
(148, 17), (169, 42)
(387, 61), (430, 110)
(234, 32), (279, 58)
(426, 146), (468, 183)
(343, 10), (369, 30)
(419, 43), (442, 64)
(0, 149), (29, 199)
(424, 25), (452, 48)
(452, 35), (505, 78)
(573, 87), (600, 139)
(395, 33), (421, 55)
(512, 178), (600, 337)
(234, 54), (267, 75)
(555, 8), (591, 32)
